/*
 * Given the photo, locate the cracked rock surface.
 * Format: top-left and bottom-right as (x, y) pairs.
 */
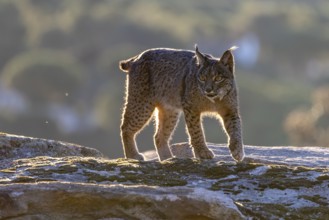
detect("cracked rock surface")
(0, 133), (328, 219)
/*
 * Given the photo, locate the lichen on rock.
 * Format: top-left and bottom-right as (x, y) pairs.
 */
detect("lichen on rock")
(0, 133), (329, 219)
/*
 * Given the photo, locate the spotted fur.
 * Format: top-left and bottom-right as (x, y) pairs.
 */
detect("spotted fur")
(119, 45), (244, 162)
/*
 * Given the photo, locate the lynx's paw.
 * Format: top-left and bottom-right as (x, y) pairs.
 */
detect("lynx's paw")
(193, 147), (215, 159)
(156, 147), (173, 161)
(126, 153), (145, 161)
(229, 144), (245, 162)
(158, 152), (173, 161)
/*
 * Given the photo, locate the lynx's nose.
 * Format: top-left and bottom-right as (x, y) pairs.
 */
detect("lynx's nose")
(205, 88), (213, 94)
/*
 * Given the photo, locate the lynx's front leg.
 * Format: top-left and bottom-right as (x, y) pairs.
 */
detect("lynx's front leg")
(184, 109), (214, 159)
(222, 112), (245, 162)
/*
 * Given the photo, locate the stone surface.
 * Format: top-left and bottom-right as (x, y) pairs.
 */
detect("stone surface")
(0, 133), (103, 160)
(0, 133), (329, 219)
(1, 183), (242, 220)
(170, 142), (329, 167)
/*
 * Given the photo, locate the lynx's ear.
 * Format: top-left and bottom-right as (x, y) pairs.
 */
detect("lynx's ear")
(219, 46), (237, 73)
(195, 44), (206, 66)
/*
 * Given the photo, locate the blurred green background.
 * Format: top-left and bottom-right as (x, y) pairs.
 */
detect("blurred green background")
(0, 0), (328, 158)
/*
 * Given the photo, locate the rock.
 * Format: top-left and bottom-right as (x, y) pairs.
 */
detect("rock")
(0, 183), (242, 220)
(0, 133), (329, 219)
(170, 142), (329, 167)
(0, 133), (103, 169)
(0, 156), (244, 219)
(0, 133), (103, 159)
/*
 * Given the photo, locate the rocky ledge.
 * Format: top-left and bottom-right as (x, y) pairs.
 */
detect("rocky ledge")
(0, 133), (328, 219)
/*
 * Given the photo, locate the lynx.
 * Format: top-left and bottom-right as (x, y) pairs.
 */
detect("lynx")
(119, 45), (245, 162)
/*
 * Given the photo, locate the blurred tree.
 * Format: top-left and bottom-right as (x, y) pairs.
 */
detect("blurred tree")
(2, 50), (84, 103)
(0, 49), (92, 147)
(285, 85), (329, 147)
(0, 1), (26, 70)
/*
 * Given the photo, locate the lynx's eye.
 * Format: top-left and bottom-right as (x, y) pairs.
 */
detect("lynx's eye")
(198, 74), (206, 82)
(214, 75), (223, 83)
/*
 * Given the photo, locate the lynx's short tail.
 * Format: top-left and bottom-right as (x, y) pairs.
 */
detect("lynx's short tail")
(119, 56), (137, 73)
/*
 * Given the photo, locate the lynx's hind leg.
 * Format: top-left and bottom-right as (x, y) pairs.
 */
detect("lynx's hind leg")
(154, 107), (180, 161)
(121, 98), (155, 161)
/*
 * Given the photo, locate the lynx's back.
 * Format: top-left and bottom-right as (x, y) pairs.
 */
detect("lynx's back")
(119, 48), (195, 109)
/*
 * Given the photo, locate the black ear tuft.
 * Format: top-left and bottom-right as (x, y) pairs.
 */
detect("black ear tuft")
(219, 47), (236, 73)
(195, 44), (206, 66)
